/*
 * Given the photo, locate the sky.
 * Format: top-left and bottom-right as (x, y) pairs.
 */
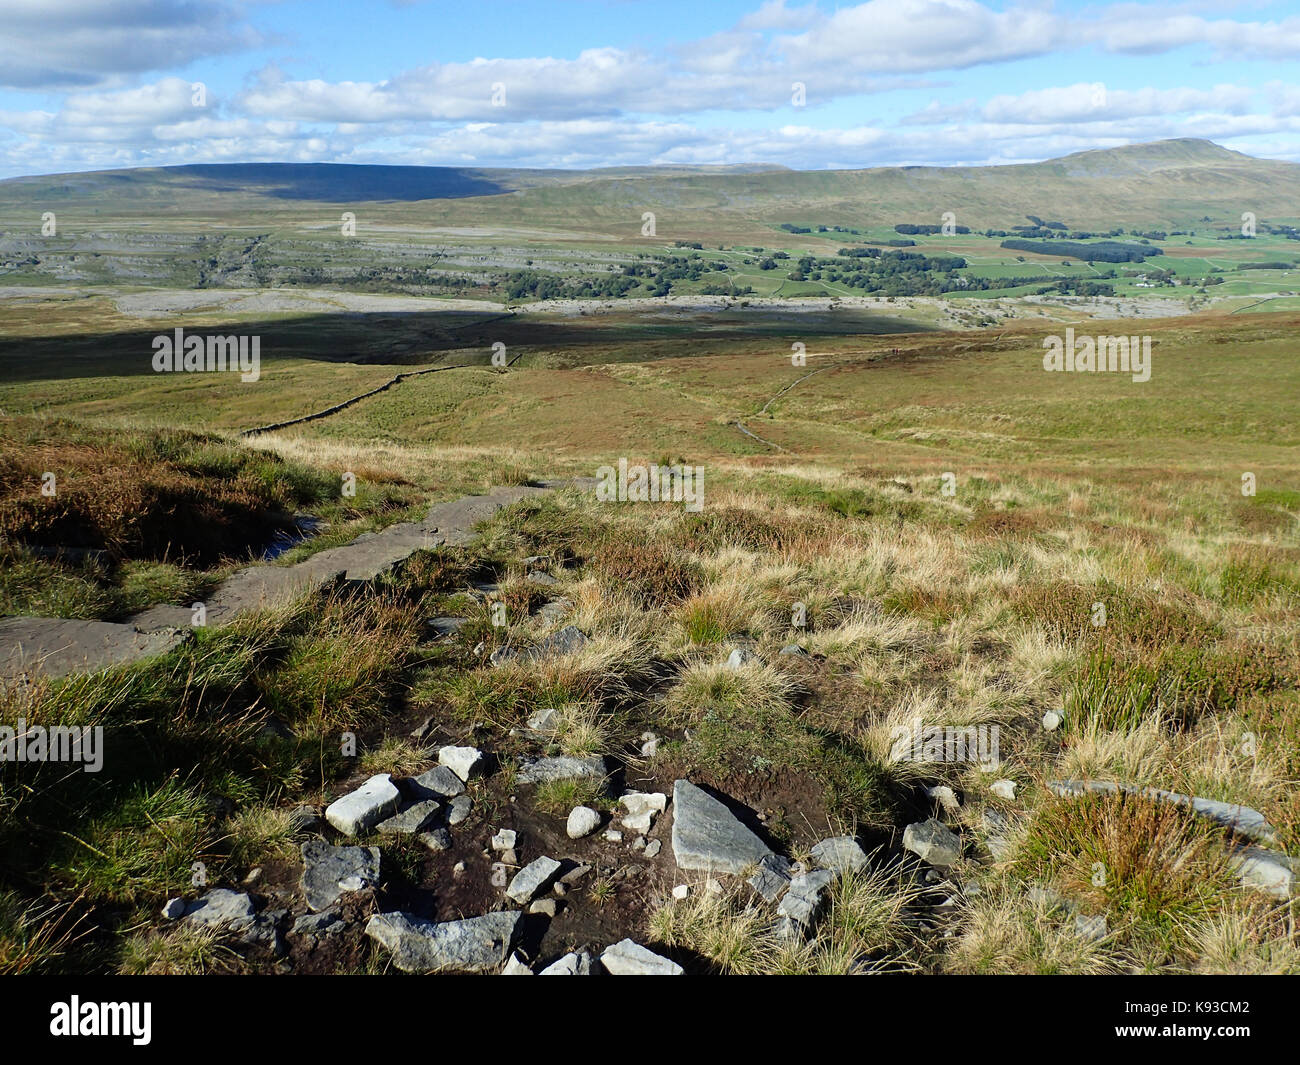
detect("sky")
(1, 0), (1298, 178)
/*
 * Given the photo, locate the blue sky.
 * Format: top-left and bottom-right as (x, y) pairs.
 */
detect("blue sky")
(1, 0), (1298, 177)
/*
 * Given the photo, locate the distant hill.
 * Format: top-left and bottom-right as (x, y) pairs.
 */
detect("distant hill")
(0, 139), (1294, 232)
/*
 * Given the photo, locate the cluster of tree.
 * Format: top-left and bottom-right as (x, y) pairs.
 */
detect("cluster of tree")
(499, 253), (731, 300)
(778, 223), (812, 234)
(1000, 238), (1163, 262)
(894, 223), (973, 235)
(1240, 261), (1296, 270)
(1052, 279), (1115, 296)
(1026, 215), (1068, 229)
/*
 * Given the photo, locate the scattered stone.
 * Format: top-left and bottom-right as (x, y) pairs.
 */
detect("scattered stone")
(365, 910), (523, 973)
(502, 951), (533, 975)
(377, 799), (441, 836)
(632, 836), (646, 851)
(1048, 780), (1277, 844)
(539, 951), (593, 975)
(409, 764), (466, 800)
(903, 819), (962, 868)
(447, 794), (473, 826)
(645, 839), (662, 859)
(566, 805), (601, 839)
(926, 784), (960, 813)
(671, 884), (690, 900)
(726, 647), (759, 669)
(990, 779), (1017, 800)
(1042, 710), (1062, 731)
(522, 555), (549, 569)
(491, 828), (518, 852)
(1075, 914), (1108, 942)
(705, 878), (724, 895)
(810, 836), (868, 874)
(748, 853), (793, 902)
(537, 599), (573, 623)
(559, 864), (591, 885)
(410, 716), (437, 743)
(292, 911), (344, 941)
(1229, 846), (1294, 899)
(779, 644), (807, 657)
(453, 861), (466, 874)
(639, 732), (659, 757)
(243, 867), (263, 888)
(670, 779), (773, 874)
(620, 791), (667, 834)
(426, 617), (468, 638)
(324, 773), (401, 836)
(300, 841), (381, 912)
(161, 898), (185, 920)
(600, 939), (683, 976)
(439, 745), (484, 781)
(553, 883), (567, 897)
(603, 829), (624, 843)
(506, 856), (562, 903)
(500, 848), (518, 866)
(1027, 885), (1075, 914)
(418, 828), (453, 851)
(528, 898), (558, 917)
(777, 869), (835, 932)
(517, 754), (608, 785)
(491, 625), (589, 665)
(527, 708), (559, 733)
(184, 888), (255, 928)
(526, 571), (559, 587)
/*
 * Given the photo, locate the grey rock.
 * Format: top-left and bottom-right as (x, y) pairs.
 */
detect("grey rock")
(491, 828), (517, 851)
(620, 791), (667, 834)
(726, 647), (760, 669)
(645, 839), (662, 859)
(903, 819), (962, 868)
(439, 745), (483, 781)
(526, 571), (559, 587)
(1229, 846), (1294, 899)
(377, 799), (441, 835)
(427, 616), (468, 638)
(418, 828), (453, 851)
(527, 708), (559, 732)
(184, 889), (255, 928)
(506, 856), (562, 903)
(537, 599), (573, 623)
(365, 910), (523, 973)
(670, 779), (773, 874)
(324, 773), (401, 836)
(287, 805), (321, 833)
(1048, 780), (1276, 844)
(748, 853), (793, 902)
(539, 951), (594, 975)
(161, 898), (185, 920)
(409, 764), (466, 799)
(517, 755), (608, 785)
(502, 950), (533, 975)
(300, 841), (380, 912)
(559, 864), (591, 885)
(779, 644), (807, 657)
(528, 898), (557, 917)
(566, 805), (602, 839)
(600, 938), (683, 975)
(292, 911), (343, 939)
(491, 625), (588, 666)
(447, 794), (474, 826)
(777, 869), (835, 929)
(810, 835), (868, 874)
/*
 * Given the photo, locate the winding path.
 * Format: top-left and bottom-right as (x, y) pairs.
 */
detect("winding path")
(0, 482), (565, 685)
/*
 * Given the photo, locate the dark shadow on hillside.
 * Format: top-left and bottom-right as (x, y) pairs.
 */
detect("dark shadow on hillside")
(173, 164), (512, 202)
(0, 307), (937, 384)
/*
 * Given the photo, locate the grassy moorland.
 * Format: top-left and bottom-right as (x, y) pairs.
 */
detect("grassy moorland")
(0, 293), (1295, 974)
